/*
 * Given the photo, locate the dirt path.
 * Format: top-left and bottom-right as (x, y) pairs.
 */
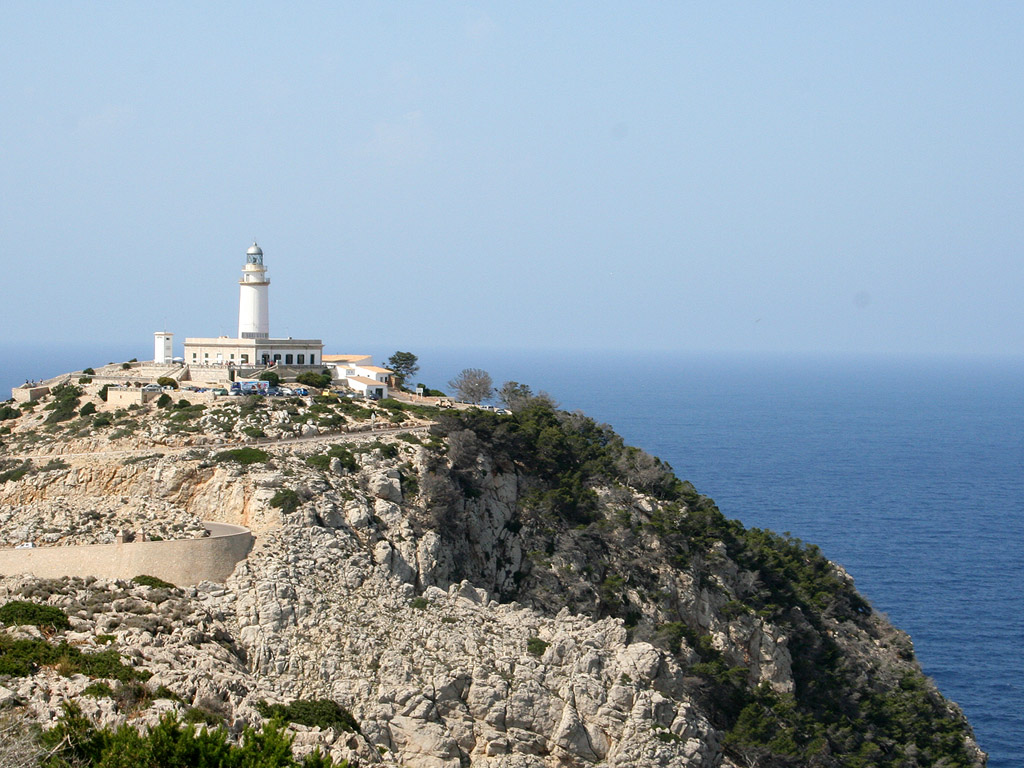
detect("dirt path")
(6, 423), (432, 463)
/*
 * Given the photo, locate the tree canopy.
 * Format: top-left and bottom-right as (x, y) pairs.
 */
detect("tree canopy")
(386, 352), (419, 387)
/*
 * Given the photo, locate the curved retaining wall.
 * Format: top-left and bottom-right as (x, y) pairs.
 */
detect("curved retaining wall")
(0, 523), (252, 586)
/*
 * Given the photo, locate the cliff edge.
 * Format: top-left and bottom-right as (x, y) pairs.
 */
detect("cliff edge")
(0, 383), (986, 767)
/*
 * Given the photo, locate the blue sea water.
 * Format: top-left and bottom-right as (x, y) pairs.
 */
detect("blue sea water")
(2, 346), (1020, 765)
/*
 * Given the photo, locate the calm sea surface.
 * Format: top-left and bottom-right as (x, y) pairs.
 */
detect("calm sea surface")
(3, 346), (1021, 765)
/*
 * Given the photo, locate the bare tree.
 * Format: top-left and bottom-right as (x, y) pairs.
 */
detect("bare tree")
(0, 712), (46, 768)
(448, 368), (493, 404)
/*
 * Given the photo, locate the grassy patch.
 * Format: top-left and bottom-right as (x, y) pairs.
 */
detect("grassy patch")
(214, 447), (270, 465)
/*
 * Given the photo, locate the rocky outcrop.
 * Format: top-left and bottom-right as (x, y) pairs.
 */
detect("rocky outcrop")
(0, 389), (986, 767)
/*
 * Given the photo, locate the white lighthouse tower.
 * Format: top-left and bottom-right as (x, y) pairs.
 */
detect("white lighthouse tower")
(238, 242), (270, 339)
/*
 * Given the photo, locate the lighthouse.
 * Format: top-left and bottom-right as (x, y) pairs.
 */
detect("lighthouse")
(183, 241), (321, 371)
(238, 242), (270, 339)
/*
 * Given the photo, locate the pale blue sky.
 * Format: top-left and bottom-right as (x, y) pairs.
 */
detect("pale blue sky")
(3, 3), (1023, 358)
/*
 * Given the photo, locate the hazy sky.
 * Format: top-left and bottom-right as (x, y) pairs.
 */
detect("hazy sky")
(3, 3), (1023, 358)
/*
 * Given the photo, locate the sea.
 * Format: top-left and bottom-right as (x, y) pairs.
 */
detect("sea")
(2, 344), (1021, 766)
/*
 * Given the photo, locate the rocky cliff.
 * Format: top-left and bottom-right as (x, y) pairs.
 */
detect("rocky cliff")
(0, 386), (986, 766)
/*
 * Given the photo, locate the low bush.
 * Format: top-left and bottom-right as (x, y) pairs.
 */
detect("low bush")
(256, 698), (360, 733)
(42, 705), (344, 767)
(0, 460), (32, 484)
(156, 377), (178, 389)
(526, 637), (549, 657)
(214, 447), (270, 465)
(132, 575), (175, 589)
(44, 384), (83, 424)
(82, 368), (96, 376)
(0, 635), (148, 682)
(156, 393), (173, 409)
(270, 488), (301, 514)
(79, 402), (97, 416)
(0, 601), (71, 631)
(0, 405), (19, 421)
(297, 371), (333, 389)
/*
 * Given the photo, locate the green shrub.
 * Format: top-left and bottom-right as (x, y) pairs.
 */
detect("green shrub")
(0, 635), (148, 682)
(336, 400), (372, 419)
(156, 377), (178, 389)
(305, 454), (331, 471)
(297, 371), (333, 389)
(242, 425), (266, 438)
(258, 371), (281, 387)
(156, 393), (172, 409)
(78, 376), (93, 384)
(42, 705), (343, 767)
(270, 488), (301, 514)
(214, 447), (270, 465)
(44, 383), (82, 424)
(132, 575), (175, 589)
(121, 362), (131, 370)
(98, 384), (110, 402)
(83, 681), (114, 698)
(79, 401), (97, 416)
(82, 368), (96, 376)
(526, 637), (549, 657)
(184, 706), (223, 726)
(410, 597), (428, 610)
(256, 698), (360, 733)
(0, 460), (32, 484)
(0, 405), (19, 421)
(0, 601), (71, 631)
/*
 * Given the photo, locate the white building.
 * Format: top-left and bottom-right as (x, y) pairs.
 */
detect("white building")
(323, 354), (392, 398)
(153, 332), (174, 364)
(184, 243), (323, 369)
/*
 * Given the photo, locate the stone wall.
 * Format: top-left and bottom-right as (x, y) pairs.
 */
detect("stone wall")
(106, 388), (162, 407)
(0, 523), (252, 586)
(10, 386), (49, 403)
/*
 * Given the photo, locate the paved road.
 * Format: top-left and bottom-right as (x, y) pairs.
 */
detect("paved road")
(203, 521), (250, 537)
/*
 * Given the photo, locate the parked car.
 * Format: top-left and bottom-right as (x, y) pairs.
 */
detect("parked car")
(141, 384), (162, 392)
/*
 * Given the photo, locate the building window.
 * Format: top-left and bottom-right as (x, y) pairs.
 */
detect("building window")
(230, 354), (235, 360)
(204, 353), (209, 359)
(274, 354), (281, 362)
(297, 354), (305, 364)
(192, 353), (197, 360)
(262, 354), (269, 364)
(310, 355), (315, 365)
(285, 354), (293, 364)
(241, 354), (249, 364)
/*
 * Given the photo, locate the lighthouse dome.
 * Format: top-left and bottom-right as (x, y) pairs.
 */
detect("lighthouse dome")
(245, 242), (264, 265)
